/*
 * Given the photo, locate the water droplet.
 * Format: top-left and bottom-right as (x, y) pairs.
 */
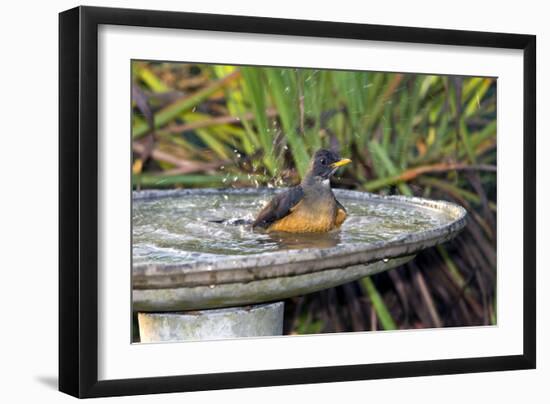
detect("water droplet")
(209, 284), (215, 289)
(383, 258), (389, 263)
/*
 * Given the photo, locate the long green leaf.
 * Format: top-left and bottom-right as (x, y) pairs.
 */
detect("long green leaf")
(133, 71), (240, 139)
(362, 277), (397, 330)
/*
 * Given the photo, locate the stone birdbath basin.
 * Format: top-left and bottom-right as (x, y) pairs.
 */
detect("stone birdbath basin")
(132, 188), (467, 342)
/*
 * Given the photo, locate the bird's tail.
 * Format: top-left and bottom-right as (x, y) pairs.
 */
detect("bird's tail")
(208, 218), (253, 226)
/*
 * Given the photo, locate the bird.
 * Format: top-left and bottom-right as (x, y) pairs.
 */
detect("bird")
(252, 149), (351, 233)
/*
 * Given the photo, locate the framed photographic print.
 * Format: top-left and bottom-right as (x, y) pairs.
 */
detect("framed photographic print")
(59, 5), (536, 398)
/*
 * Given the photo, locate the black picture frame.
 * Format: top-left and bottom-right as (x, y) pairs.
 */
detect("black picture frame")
(59, 5), (536, 398)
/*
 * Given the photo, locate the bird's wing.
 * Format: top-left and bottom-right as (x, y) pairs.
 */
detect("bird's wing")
(335, 198), (347, 213)
(334, 197), (347, 226)
(252, 186), (305, 229)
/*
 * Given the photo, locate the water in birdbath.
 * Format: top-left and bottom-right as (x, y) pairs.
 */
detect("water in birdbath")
(132, 189), (449, 265)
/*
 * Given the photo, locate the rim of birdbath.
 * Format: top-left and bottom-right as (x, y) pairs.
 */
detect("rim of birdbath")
(132, 188), (467, 292)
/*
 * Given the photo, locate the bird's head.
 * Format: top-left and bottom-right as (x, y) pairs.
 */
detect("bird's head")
(304, 149), (351, 184)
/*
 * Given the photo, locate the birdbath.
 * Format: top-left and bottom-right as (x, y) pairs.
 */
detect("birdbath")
(133, 188), (467, 342)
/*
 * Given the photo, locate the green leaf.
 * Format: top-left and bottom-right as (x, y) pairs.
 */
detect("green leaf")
(265, 68), (309, 177)
(362, 277), (397, 330)
(132, 71), (240, 139)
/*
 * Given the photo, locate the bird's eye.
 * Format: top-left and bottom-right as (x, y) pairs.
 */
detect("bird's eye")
(320, 158), (326, 165)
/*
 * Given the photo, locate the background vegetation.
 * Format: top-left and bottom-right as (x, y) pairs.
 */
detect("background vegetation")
(132, 61), (497, 333)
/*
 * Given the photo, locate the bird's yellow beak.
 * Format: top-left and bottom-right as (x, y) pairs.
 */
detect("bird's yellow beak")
(330, 158), (352, 168)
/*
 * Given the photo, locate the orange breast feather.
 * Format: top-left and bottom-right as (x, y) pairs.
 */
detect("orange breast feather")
(267, 200), (342, 233)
